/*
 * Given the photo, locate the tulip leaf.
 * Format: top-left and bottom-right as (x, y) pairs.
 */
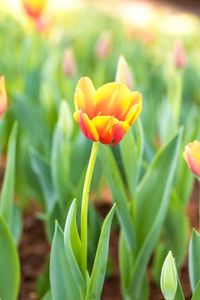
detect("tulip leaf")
(51, 118), (71, 207)
(0, 215), (20, 300)
(99, 145), (136, 250)
(119, 119), (144, 197)
(128, 129), (182, 297)
(0, 123), (17, 228)
(41, 290), (53, 300)
(30, 148), (56, 212)
(174, 278), (185, 300)
(152, 194), (189, 284)
(189, 229), (200, 292)
(86, 204), (116, 300)
(191, 280), (200, 300)
(10, 204), (22, 246)
(50, 222), (81, 300)
(64, 200), (85, 292)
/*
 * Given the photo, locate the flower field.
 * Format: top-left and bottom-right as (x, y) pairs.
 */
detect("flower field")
(0, 1), (200, 300)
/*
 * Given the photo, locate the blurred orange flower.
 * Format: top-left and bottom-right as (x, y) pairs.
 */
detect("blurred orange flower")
(22, 0), (47, 20)
(74, 77), (142, 146)
(183, 141), (200, 178)
(0, 76), (7, 116)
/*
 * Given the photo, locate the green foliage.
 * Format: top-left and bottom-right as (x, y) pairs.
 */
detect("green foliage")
(0, 215), (20, 300)
(189, 229), (200, 293)
(50, 199), (115, 299)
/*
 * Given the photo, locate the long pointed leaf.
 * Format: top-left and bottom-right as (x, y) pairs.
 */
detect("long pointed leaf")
(86, 204), (116, 300)
(129, 129), (183, 297)
(0, 215), (20, 300)
(0, 123), (18, 227)
(99, 145), (136, 250)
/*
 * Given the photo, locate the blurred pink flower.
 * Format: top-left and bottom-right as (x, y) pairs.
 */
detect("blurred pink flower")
(95, 32), (111, 58)
(62, 47), (77, 77)
(34, 13), (55, 34)
(173, 39), (186, 69)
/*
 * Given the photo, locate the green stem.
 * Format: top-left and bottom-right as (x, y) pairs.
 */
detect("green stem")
(173, 70), (183, 122)
(199, 181), (200, 231)
(81, 142), (99, 279)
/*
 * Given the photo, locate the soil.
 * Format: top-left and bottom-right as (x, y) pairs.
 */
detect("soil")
(18, 181), (199, 300)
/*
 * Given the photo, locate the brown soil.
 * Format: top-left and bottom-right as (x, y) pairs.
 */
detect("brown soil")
(18, 181), (199, 300)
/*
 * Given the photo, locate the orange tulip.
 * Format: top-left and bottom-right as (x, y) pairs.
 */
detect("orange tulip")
(0, 76), (7, 115)
(74, 77), (142, 146)
(22, 0), (47, 19)
(183, 141), (200, 178)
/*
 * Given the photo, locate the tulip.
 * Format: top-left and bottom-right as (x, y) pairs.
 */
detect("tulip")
(34, 13), (55, 34)
(173, 39), (186, 69)
(73, 77), (142, 147)
(160, 251), (177, 300)
(62, 47), (77, 78)
(0, 76), (7, 115)
(116, 55), (133, 90)
(95, 32), (111, 58)
(22, 0), (47, 20)
(183, 141), (200, 179)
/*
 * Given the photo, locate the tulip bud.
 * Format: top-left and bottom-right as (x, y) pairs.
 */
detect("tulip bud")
(22, 0), (47, 20)
(95, 31), (111, 58)
(183, 141), (200, 180)
(160, 251), (177, 300)
(62, 47), (77, 78)
(58, 100), (73, 138)
(173, 39), (186, 69)
(0, 76), (7, 116)
(115, 55), (133, 90)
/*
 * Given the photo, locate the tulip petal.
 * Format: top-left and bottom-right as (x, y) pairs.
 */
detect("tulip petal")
(94, 82), (134, 120)
(74, 77), (95, 118)
(74, 111), (99, 142)
(123, 92), (142, 125)
(184, 143), (200, 177)
(112, 121), (129, 147)
(0, 76), (7, 115)
(92, 116), (114, 145)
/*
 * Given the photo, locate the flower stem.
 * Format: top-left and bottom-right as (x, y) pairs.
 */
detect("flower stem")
(198, 181), (200, 231)
(173, 70), (183, 122)
(81, 142), (99, 279)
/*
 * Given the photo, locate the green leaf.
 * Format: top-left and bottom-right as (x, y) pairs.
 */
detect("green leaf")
(41, 290), (53, 300)
(0, 123), (18, 227)
(165, 193), (189, 268)
(64, 200), (85, 292)
(191, 280), (200, 300)
(51, 102), (72, 207)
(119, 120), (144, 197)
(30, 148), (56, 212)
(10, 204), (22, 245)
(0, 215), (20, 300)
(50, 222), (81, 300)
(86, 204), (116, 300)
(99, 145), (136, 250)
(189, 229), (200, 292)
(128, 129), (183, 298)
(174, 278), (185, 300)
